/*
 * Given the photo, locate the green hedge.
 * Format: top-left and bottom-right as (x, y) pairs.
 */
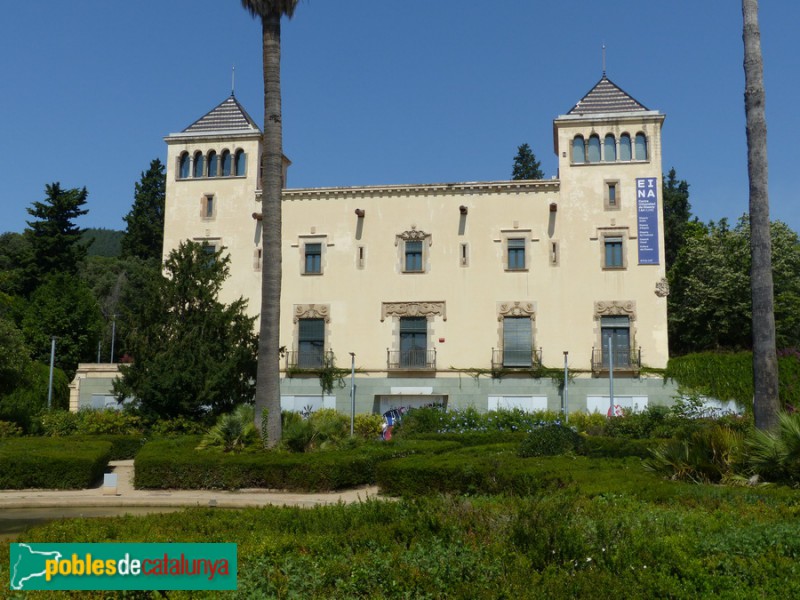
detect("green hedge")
(134, 437), (461, 491)
(579, 435), (661, 458)
(402, 431), (528, 446)
(70, 434), (145, 460)
(376, 451), (558, 497)
(0, 438), (111, 489)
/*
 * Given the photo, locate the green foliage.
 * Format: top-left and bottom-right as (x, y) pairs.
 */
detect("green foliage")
(518, 424), (583, 457)
(121, 159), (166, 261)
(82, 228), (123, 257)
(0, 315), (30, 395)
(511, 142), (544, 180)
(0, 420), (22, 437)
(662, 167), (691, 269)
(197, 404), (258, 452)
(746, 411), (800, 485)
(69, 434), (145, 460)
(579, 435), (661, 458)
(147, 416), (207, 437)
(0, 437), (111, 489)
(354, 413), (383, 439)
(280, 408), (350, 452)
(39, 408), (143, 437)
(394, 406), (567, 438)
(23, 182), (89, 289)
(0, 361), (69, 432)
(21, 272), (103, 378)
(644, 425), (746, 484)
(404, 431), (528, 446)
(668, 216), (800, 354)
(0, 232), (33, 297)
(667, 350), (800, 409)
(114, 241), (258, 419)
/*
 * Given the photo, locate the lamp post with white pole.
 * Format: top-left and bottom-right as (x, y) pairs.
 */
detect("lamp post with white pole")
(349, 352), (356, 436)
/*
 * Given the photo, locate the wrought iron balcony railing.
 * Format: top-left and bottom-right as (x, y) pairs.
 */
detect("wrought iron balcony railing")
(491, 348), (543, 370)
(591, 347), (641, 372)
(285, 349), (335, 370)
(387, 348), (437, 370)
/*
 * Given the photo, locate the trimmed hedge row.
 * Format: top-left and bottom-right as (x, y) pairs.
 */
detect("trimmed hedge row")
(579, 435), (660, 458)
(0, 438), (111, 489)
(401, 431), (528, 446)
(70, 434), (145, 460)
(134, 437), (461, 491)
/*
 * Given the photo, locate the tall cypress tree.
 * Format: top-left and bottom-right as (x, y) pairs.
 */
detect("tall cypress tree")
(512, 143), (544, 180)
(121, 159), (166, 262)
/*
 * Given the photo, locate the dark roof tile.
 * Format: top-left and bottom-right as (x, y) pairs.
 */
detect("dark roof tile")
(182, 95), (261, 133)
(567, 75), (649, 115)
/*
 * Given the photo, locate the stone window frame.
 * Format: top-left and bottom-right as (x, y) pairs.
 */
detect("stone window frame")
(381, 301), (445, 362)
(604, 179), (621, 211)
(200, 193), (216, 220)
(292, 233), (331, 276)
(496, 301), (538, 367)
(593, 300), (637, 358)
(498, 229), (534, 272)
(292, 303), (331, 357)
(396, 228), (432, 274)
(592, 227), (630, 271)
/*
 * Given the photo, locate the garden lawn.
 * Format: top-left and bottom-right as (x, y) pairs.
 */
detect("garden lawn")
(3, 454), (800, 598)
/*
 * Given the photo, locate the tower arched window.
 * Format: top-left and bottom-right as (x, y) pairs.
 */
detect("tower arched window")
(604, 134), (616, 162)
(635, 133), (648, 160)
(221, 150), (232, 176)
(619, 134), (632, 161)
(178, 152), (190, 179)
(587, 135), (601, 163)
(193, 152), (205, 178)
(208, 151), (218, 177)
(235, 149), (247, 176)
(572, 136), (585, 164)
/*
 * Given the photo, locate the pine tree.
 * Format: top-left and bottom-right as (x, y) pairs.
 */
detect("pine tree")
(512, 143), (544, 180)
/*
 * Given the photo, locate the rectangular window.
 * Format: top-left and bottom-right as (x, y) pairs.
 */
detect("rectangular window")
(399, 317), (427, 367)
(507, 238), (526, 270)
(604, 236), (623, 268)
(460, 243), (469, 267)
(405, 240), (423, 272)
(202, 195), (215, 219)
(503, 317), (533, 367)
(298, 318), (325, 368)
(201, 243), (217, 265)
(608, 183), (617, 206)
(601, 316), (631, 368)
(304, 243), (322, 274)
(357, 246), (365, 269)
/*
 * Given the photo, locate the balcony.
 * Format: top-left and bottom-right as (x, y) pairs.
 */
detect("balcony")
(284, 349), (335, 370)
(387, 348), (437, 371)
(591, 347), (641, 373)
(491, 348), (543, 370)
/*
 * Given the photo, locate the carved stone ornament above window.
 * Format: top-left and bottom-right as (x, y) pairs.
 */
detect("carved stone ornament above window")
(381, 301), (446, 322)
(655, 278), (670, 298)
(395, 228), (431, 245)
(496, 301), (536, 321)
(293, 303), (331, 323)
(594, 300), (636, 320)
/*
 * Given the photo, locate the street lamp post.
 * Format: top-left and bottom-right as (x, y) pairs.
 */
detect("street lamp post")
(47, 336), (56, 409)
(563, 351), (569, 423)
(608, 336), (615, 418)
(349, 352), (356, 436)
(110, 314), (117, 364)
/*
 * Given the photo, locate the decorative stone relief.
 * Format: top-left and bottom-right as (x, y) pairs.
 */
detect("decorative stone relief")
(594, 300), (636, 320)
(496, 301), (536, 321)
(655, 277), (670, 298)
(381, 301), (446, 322)
(293, 303), (330, 323)
(395, 228), (431, 245)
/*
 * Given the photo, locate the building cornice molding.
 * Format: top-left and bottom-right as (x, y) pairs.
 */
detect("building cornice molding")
(281, 179), (559, 201)
(594, 300), (637, 321)
(496, 301), (536, 321)
(165, 130), (262, 144)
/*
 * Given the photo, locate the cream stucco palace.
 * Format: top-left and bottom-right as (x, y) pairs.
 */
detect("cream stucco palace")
(160, 75), (677, 417)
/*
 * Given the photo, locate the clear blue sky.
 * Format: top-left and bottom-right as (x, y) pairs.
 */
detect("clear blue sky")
(2, 1), (798, 235)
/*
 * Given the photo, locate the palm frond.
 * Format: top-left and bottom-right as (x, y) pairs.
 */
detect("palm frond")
(240, 0), (299, 19)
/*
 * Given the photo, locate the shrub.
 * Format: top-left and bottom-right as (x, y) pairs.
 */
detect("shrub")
(518, 424), (583, 457)
(566, 411), (608, 434)
(197, 404), (258, 453)
(39, 408), (144, 437)
(0, 420), (22, 437)
(280, 409), (351, 452)
(147, 415), (207, 437)
(70, 434), (145, 460)
(579, 436), (661, 459)
(39, 409), (80, 436)
(746, 411), (800, 485)
(403, 431), (527, 447)
(0, 438), (111, 489)
(643, 425), (745, 484)
(354, 413), (384, 440)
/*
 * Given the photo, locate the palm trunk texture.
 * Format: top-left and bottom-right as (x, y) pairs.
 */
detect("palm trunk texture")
(743, 0), (779, 430)
(254, 11), (283, 446)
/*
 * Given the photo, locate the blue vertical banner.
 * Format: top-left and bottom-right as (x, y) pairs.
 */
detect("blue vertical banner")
(636, 177), (660, 265)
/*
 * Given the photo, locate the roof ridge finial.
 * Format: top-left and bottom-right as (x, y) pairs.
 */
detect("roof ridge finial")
(602, 43), (606, 77)
(231, 65), (235, 97)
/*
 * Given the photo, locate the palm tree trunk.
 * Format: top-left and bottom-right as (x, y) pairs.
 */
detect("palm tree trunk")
(743, 0), (779, 430)
(254, 10), (284, 446)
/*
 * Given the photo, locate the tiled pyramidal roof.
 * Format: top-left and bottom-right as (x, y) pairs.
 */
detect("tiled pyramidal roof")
(182, 95), (261, 133)
(567, 75), (649, 115)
